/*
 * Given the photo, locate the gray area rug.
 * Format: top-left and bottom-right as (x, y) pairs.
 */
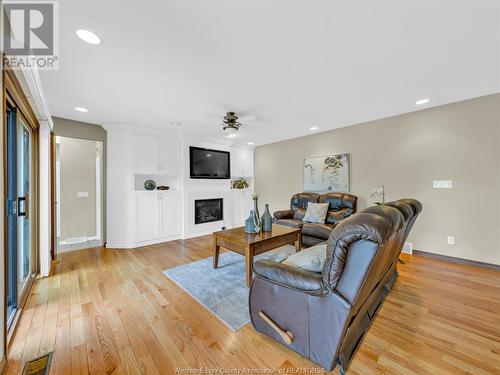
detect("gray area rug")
(163, 245), (296, 331)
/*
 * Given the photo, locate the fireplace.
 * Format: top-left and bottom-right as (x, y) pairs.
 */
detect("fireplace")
(195, 198), (223, 224)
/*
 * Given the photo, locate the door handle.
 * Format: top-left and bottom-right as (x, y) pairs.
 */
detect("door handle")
(17, 194), (29, 218)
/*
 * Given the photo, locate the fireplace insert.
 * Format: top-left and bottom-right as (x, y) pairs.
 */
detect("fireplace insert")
(195, 198), (223, 224)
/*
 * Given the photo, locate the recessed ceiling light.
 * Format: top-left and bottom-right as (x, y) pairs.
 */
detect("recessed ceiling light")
(74, 107), (88, 113)
(75, 29), (101, 45)
(247, 142), (254, 145)
(309, 126), (318, 131)
(415, 98), (430, 105)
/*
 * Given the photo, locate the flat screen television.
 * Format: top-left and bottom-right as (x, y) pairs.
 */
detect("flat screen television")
(189, 146), (230, 179)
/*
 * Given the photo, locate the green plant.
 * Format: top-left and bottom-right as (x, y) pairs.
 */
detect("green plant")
(231, 177), (250, 189)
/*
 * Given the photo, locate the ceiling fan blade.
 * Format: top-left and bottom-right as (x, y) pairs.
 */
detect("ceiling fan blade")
(239, 124), (259, 131)
(238, 115), (257, 123)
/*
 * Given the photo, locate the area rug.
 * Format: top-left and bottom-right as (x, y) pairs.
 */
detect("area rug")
(163, 245), (296, 331)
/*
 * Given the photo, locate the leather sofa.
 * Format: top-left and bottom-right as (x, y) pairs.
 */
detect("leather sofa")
(250, 199), (422, 373)
(273, 192), (358, 247)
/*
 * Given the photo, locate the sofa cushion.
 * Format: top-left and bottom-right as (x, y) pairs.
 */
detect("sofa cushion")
(302, 235), (325, 247)
(303, 203), (330, 224)
(291, 192), (320, 220)
(320, 193), (358, 225)
(275, 219), (303, 228)
(302, 222), (334, 240)
(283, 243), (327, 273)
(293, 207), (307, 220)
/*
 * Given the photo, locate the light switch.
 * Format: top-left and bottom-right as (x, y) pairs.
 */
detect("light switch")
(433, 180), (452, 189)
(77, 192), (89, 198)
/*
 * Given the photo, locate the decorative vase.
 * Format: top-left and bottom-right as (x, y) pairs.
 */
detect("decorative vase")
(253, 196), (260, 227)
(245, 210), (258, 234)
(261, 204), (272, 232)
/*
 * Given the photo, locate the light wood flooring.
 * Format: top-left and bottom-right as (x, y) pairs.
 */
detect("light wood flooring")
(5, 236), (500, 374)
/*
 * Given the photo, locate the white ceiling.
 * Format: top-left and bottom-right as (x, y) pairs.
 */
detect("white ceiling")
(40, 0), (500, 146)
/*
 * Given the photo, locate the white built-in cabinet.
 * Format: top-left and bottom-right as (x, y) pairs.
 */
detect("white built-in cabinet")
(231, 147), (254, 177)
(106, 126), (255, 248)
(230, 189), (253, 226)
(135, 134), (180, 175)
(135, 191), (181, 243)
(136, 192), (160, 242)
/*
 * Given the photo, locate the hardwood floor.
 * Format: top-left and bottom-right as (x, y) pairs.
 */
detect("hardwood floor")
(5, 236), (500, 375)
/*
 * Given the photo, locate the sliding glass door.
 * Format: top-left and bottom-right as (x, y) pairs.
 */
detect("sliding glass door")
(6, 104), (34, 327)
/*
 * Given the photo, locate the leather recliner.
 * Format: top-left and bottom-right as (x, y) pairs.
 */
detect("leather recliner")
(273, 192), (358, 247)
(250, 199), (422, 373)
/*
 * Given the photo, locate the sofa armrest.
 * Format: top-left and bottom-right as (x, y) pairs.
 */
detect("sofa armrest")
(273, 209), (293, 220)
(253, 259), (326, 296)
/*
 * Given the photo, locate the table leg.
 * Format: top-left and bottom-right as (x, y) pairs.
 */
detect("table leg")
(295, 232), (302, 252)
(213, 235), (220, 269)
(246, 246), (254, 288)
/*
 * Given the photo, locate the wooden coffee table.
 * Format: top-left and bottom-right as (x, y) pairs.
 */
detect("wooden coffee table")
(213, 224), (301, 287)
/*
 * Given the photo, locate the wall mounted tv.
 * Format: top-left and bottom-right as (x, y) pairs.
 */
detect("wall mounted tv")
(189, 146), (231, 179)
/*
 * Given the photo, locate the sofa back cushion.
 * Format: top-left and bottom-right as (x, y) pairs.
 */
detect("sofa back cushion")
(319, 193), (358, 225)
(322, 204), (406, 307)
(291, 192), (320, 220)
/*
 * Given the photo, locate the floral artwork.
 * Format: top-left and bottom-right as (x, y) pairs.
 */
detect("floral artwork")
(304, 153), (350, 192)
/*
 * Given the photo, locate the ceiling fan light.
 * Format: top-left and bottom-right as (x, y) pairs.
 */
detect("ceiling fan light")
(223, 126), (237, 135)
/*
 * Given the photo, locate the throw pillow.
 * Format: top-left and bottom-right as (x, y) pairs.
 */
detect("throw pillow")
(282, 243), (327, 273)
(303, 202), (330, 224)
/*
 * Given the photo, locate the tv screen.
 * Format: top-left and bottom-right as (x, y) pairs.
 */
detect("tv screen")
(190, 146), (230, 179)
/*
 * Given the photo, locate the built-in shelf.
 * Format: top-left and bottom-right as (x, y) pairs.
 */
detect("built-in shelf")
(134, 189), (179, 193)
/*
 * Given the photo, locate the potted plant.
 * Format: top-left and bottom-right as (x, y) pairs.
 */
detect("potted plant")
(231, 177), (250, 189)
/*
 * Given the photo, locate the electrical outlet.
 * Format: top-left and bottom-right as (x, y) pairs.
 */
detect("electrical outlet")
(433, 180), (453, 189)
(447, 236), (455, 245)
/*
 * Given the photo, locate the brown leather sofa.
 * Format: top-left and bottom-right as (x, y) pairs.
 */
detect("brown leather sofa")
(273, 192), (358, 247)
(250, 199), (422, 373)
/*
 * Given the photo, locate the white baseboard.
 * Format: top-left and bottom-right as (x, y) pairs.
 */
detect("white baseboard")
(106, 235), (182, 249)
(402, 242), (413, 254)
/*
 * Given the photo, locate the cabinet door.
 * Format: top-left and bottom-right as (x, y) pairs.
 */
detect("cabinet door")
(136, 193), (160, 242)
(161, 193), (181, 237)
(242, 149), (254, 177)
(231, 189), (253, 225)
(231, 148), (254, 177)
(136, 135), (159, 173)
(159, 138), (180, 175)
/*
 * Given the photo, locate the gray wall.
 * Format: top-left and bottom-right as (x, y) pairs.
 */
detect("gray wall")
(255, 94), (500, 265)
(52, 117), (107, 242)
(58, 137), (99, 240)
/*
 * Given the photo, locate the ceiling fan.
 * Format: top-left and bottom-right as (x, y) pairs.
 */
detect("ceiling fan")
(217, 111), (258, 137)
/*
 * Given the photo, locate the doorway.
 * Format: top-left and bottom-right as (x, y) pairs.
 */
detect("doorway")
(5, 104), (35, 328)
(54, 136), (103, 253)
